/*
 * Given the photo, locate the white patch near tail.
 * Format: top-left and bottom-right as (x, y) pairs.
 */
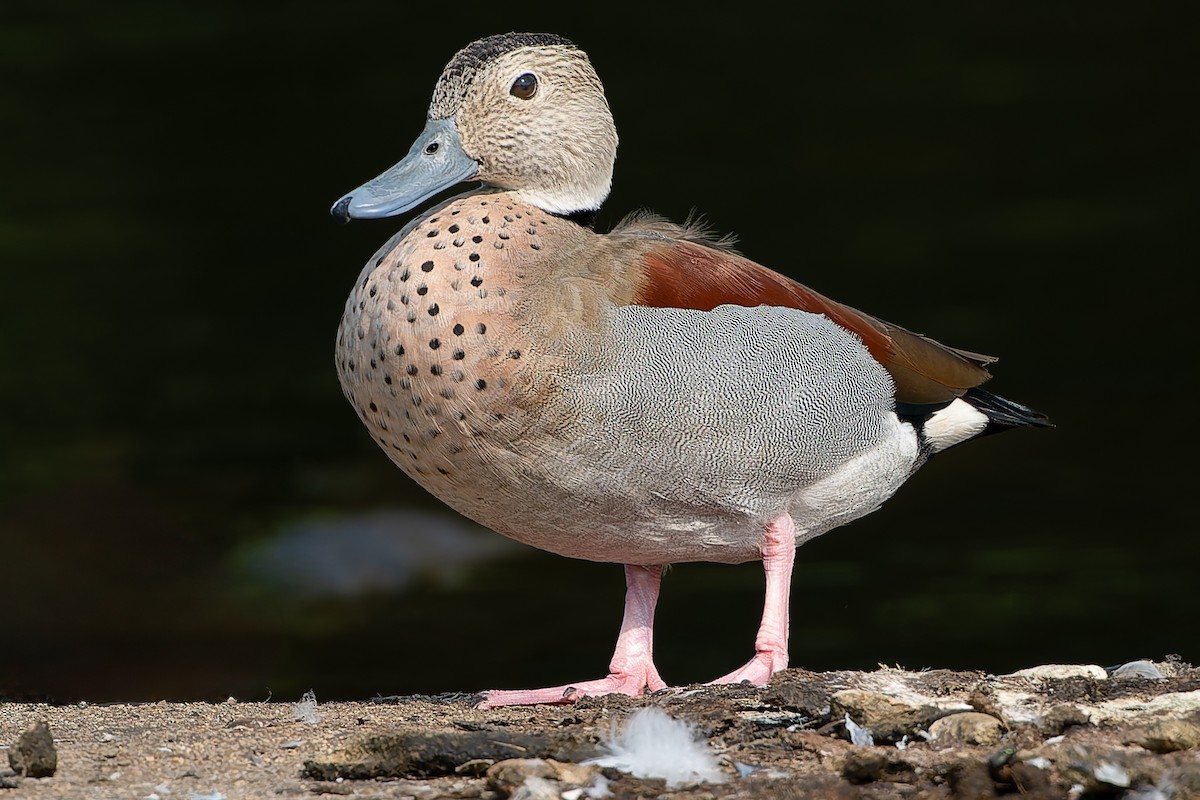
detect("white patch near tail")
(923, 398), (989, 452)
(584, 707), (724, 787)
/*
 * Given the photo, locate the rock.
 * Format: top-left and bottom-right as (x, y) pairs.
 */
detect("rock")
(1008, 664), (1108, 681)
(840, 749), (913, 785)
(1036, 703), (1091, 735)
(510, 775), (560, 800)
(947, 760), (999, 798)
(1123, 710), (1200, 753)
(1110, 660), (1166, 680)
(830, 689), (958, 742)
(486, 758), (600, 794)
(762, 670), (831, 718)
(7, 720), (57, 778)
(303, 728), (599, 780)
(1091, 689), (1200, 725)
(1051, 743), (1169, 795)
(927, 712), (1005, 746)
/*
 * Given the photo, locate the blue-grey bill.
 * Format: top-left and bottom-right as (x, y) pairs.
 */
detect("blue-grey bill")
(330, 118), (478, 222)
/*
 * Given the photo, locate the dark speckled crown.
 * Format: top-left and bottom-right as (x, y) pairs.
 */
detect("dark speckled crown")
(429, 33), (576, 119)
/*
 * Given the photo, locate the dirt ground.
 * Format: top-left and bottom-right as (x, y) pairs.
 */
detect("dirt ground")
(3, 660), (1199, 799)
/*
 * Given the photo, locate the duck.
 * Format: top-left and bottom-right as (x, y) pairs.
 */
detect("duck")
(330, 32), (1050, 708)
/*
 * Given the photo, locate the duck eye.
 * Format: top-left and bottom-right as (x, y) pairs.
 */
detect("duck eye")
(510, 73), (537, 100)
(424, 142), (439, 155)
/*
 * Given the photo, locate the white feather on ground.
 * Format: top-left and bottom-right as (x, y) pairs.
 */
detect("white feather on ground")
(844, 713), (874, 746)
(583, 707), (724, 787)
(292, 689), (320, 724)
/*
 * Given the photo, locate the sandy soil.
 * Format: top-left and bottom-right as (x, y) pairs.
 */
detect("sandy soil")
(3, 662), (1199, 799)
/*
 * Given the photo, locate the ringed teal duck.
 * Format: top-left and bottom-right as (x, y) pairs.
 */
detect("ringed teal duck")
(331, 33), (1050, 708)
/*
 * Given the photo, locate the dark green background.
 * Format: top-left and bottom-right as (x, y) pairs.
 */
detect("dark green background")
(2, 2), (1194, 701)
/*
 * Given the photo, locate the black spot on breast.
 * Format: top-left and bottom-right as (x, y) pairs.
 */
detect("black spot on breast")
(417, 286), (428, 295)
(400, 269), (410, 281)
(476, 323), (487, 334)
(429, 338), (441, 350)
(406, 364), (418, 376)
(428, 304), (440, 316)
(452, 350), (464, 360)
(472, 235), (483, 244)
(369, 402), (378, 412)
(453, 324), (465, 335)
(384, 375), (393, 385)
(470, 276), (483, 287)
(437, 467), (450, 476)
(448, 225), (460, 233)
(427, 230), (438, 238)
(469, 253), (481, 262)
(475, 379), (487, 390)
(395, 344), (405, 356)
(508, 349), (521, 359)
(421, 260), (434, 272)
(430, 365), (442, 376)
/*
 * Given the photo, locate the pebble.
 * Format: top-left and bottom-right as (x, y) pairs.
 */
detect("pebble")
(486, 758), (599, 792)
(1008, 664), (1107, 681)
(927, 712), (1005, 746)
(830, 689), (957, 742)
(1124, 713), (1200, 752)
(1111, 660), (1166, 680)
(7, 720), (57, 778)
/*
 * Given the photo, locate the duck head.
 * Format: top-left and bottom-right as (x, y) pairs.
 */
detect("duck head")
(331, 33), (618, 222)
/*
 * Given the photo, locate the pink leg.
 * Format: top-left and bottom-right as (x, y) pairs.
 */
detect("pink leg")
(477, 564), (668, 708)
(709, 513), (796, 685)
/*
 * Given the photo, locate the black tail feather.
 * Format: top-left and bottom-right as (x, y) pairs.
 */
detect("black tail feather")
(964, 387), (1052, 434)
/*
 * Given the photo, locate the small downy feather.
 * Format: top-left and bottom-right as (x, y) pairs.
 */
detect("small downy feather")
(583, 707), (724, 787)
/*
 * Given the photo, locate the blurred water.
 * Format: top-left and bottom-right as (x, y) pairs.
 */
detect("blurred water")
(1, 1), (1194, 701)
